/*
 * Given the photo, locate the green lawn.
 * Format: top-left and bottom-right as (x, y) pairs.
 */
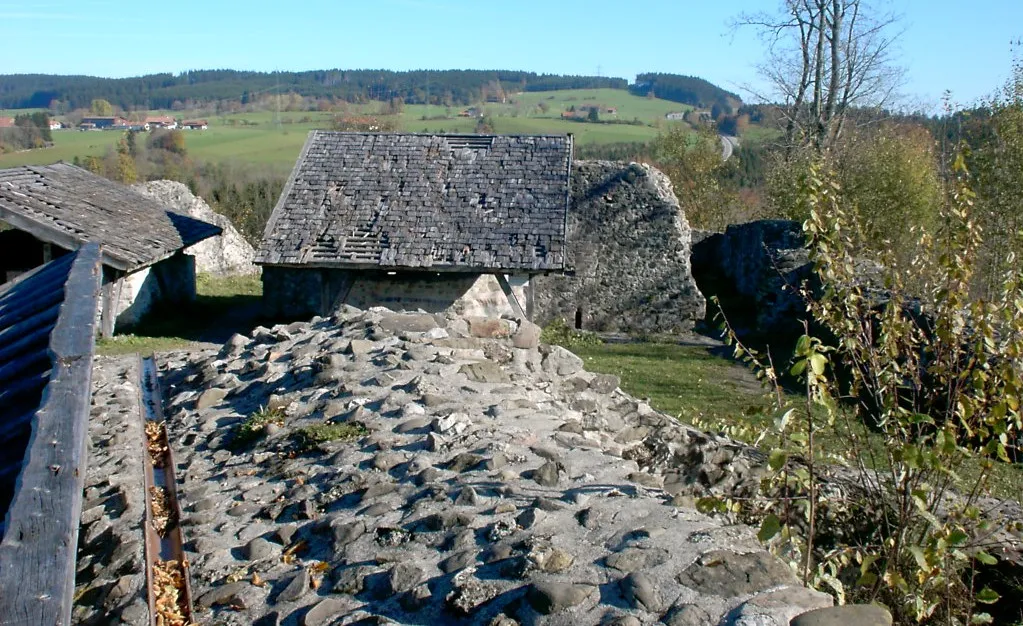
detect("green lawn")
(1, 89), (702, 168)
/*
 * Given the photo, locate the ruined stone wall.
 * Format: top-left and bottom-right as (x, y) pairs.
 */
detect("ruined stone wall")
(690, 220), (812, 340)
(114, 252), (196, 329)
(533, 161), (705, 334)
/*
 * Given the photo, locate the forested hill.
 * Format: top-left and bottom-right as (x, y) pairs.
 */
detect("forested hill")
(0, 69), (740, 111)
(630, 73), (743, 112)
(0, 70), (628, 110)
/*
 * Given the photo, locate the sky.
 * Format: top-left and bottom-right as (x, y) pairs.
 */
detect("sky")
(0, 0), (1019, 110)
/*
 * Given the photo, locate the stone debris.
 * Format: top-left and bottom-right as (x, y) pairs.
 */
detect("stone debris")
(76, 308), (896, 625)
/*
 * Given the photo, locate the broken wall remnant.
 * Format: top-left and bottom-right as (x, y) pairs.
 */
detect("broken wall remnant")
(533, 160), (706, 334)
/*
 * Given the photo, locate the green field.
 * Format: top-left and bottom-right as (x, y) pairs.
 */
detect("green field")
(0, 89), (700, 169)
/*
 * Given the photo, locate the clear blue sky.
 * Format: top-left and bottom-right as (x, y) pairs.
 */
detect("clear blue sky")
(0, 0), (1018, 109)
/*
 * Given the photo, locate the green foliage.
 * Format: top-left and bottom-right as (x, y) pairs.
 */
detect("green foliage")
(293, 422), (368, 451)
(766, 123), (943, 263)
(147, 129), (187, 155)
(652, 124), (756, 229)
(90, 98), (113, 116)
(540, 318), (603, 350)
(968, 55), (1023, 298)
(232, 406), (286, 449)
(714, 159), (1023, 624)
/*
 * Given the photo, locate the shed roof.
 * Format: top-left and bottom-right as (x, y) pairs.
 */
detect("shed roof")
(255, 132), (572, 273)
(0, 163), (221, 272)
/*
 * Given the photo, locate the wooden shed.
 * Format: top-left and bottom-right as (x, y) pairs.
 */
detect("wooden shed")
(255, 132), (572, 319)
(0, 164), (221, 335)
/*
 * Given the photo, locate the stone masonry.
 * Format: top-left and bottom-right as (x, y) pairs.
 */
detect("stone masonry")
(533, 161), (706, 334)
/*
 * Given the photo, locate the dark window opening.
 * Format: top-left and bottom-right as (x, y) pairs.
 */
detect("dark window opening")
(574, 307), (583, 330)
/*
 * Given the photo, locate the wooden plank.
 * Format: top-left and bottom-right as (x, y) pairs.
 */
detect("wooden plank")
(495, 273), (527, 319)
(0, 243), (102, 626)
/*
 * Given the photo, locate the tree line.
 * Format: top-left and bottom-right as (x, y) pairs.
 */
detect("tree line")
(0, 69), (630, 111)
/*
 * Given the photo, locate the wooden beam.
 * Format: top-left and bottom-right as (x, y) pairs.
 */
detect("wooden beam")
(495, 274), (527, 319)
(0, 243), (102, 626)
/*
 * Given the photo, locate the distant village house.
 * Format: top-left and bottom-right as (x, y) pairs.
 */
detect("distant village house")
(180, 120), (208, 130)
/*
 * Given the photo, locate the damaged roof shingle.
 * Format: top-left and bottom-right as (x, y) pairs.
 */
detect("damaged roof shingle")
(0, 163), (222, 272)
(255, 132), (572, 273)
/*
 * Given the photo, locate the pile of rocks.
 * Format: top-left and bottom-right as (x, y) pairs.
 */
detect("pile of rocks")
(145, 307), (880, 626)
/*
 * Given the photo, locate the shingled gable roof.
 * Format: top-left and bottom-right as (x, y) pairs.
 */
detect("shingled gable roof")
(0, 163), (222, 272)
(255, 132), (572, 273)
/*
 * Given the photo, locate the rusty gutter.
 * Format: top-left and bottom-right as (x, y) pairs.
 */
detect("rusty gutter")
(140, 355), (195, 626)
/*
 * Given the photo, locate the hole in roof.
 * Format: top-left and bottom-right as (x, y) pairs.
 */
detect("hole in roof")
(443, 135), (494, 150)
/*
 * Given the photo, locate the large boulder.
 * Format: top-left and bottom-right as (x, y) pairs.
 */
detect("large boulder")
(533, 161), (706, 334)
(133, 180), (258, 276)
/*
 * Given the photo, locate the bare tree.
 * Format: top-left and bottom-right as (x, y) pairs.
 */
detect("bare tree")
(736, 0), (904, 152)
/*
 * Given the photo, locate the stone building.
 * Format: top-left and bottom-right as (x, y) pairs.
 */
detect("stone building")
(256, 132), (572, 319)
(533, 161), (706, 334)
(0, 163), (221, 335)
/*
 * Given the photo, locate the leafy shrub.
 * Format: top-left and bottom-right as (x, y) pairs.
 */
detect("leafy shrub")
(540, 318), (603, 349)
(231, 406), (286, 449)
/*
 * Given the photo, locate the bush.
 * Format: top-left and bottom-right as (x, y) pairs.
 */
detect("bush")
(711, 157), (1022, 624)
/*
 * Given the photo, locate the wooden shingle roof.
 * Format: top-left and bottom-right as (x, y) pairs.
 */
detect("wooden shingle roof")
(255, 132), (572, 273)
(0, 163), (222, 272)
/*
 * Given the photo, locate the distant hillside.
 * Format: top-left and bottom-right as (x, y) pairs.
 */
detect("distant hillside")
(630, 73), (742, 112)
(0, 70), (628, 111)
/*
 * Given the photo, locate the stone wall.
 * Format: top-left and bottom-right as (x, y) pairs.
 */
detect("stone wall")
(690, 220), (812, 340)
(262, 267), (529, 320)
(111, 252), (197, 330)
(533, 161), (705, 334)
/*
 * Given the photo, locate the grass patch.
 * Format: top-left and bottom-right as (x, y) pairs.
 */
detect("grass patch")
(566, 339), (1023, 502)
(293, 422), (368, 451)
(95, 334), (196, 356)
(570, 341), (772, 424)
(232, 406), (286, 449)
(94, 272), (263, 356)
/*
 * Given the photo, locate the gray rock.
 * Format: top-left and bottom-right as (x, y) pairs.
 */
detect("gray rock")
(460, 362), (511, 383)
(333, 565), (375, 595)
(619, 571), (663, 612)
(331, 519), (366, 553)
(790, 605), (894, 626)
(455, 486), (479, 506)
(245, 537), (277, 561)
(605, 547), (670, 573)
(438, 550), (476, 574)
(277, 570), (310, 603)
(662, 603), (715, 626)
(532, 461), (562, 487)
(373, 452), (405, 472)
(446, 569), (500, 615)
(526, 582), (596, 615)
(512, 320), (541, 349)
(387, 562), (424, 594)
(198, 581), (251, 608)
(196, 388), (228, 410)
(303, 597), (350, 626)
(677, 549), (797, 597)
(541, 346), (584, 376)
(732, 586), (833, 624)
(590, 373), (620, 394)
